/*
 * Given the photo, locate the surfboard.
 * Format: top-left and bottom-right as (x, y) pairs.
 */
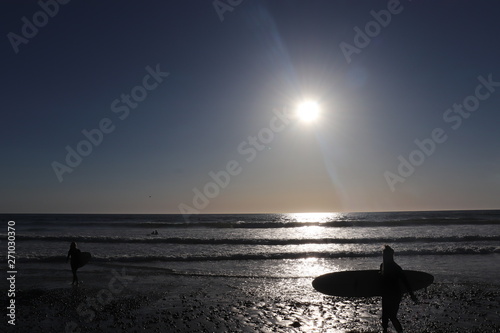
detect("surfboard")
(77, 252), (92, 268)
(312, 270), (433, 297)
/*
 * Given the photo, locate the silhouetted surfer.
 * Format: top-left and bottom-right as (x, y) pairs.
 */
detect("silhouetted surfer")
(66, 242), (81, 285)
(380, 245), (418, 333)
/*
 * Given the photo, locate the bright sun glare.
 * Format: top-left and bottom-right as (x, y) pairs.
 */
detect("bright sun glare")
(297, 100), (320, 123)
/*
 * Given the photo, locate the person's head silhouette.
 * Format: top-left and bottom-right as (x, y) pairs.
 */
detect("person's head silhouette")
(383, 245), (395, 263)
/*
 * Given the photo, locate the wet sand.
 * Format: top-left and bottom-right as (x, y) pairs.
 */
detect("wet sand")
(7, 264), (500, 332)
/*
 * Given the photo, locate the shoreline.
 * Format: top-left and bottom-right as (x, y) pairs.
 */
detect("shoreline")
(8, 265), (500, 333)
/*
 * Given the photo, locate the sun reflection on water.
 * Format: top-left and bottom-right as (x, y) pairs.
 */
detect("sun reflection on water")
(292, 257), (337, 278)
(289, 212), (341, 223)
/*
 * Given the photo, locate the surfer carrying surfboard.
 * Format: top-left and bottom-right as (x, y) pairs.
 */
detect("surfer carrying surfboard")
(66, 242), (81, 285)
(380, 245), (418, 333)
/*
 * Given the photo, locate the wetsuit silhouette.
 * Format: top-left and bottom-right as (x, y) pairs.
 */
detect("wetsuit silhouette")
(380, 245), (417, 333)
(66, 242), (81, 285)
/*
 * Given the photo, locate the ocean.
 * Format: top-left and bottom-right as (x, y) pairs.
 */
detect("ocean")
(3, 210), (499, 285)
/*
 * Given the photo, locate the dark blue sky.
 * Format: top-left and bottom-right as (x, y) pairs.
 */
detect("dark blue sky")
(2, 0), (500, 213)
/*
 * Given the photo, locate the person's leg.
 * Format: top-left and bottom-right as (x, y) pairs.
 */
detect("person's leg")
(382, 316), (389, 332)
(381, 297), (389, 332)
(389, 296), (403, 332)
(71, 266), (78, 285)
(390, 316), (403, 333)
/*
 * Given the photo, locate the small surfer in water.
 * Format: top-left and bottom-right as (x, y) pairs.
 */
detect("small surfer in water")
(380, 245), (418, 333)
(66, 242), (81, 285)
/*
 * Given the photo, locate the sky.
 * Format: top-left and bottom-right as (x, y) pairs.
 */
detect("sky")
(1, 0), (500, 214)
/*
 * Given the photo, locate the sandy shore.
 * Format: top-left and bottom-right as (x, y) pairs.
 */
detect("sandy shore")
(6, 264), (500, 332)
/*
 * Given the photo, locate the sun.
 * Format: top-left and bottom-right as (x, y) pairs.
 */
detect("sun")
(297, 100), (320, 122)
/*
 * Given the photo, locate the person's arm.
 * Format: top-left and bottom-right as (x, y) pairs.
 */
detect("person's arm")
(66, 250), (70, 262)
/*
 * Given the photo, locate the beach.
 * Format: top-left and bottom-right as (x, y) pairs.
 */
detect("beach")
(8, 261), (500, 333)
(3, 211), (500, 332)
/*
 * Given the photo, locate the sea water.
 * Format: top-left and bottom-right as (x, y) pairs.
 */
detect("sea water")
(2, 210), (499, 287)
